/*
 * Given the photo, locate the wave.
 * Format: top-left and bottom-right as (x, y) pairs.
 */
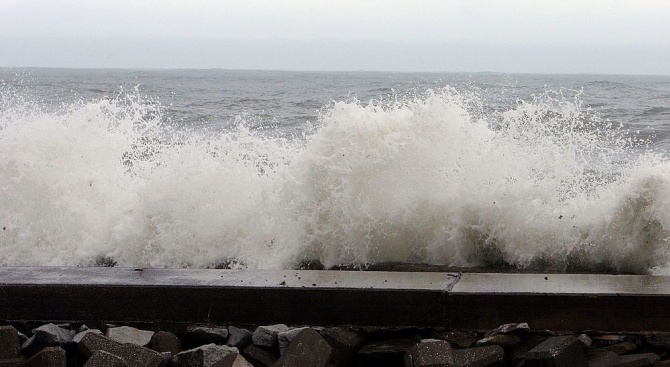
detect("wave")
(2, 86), (670, 274)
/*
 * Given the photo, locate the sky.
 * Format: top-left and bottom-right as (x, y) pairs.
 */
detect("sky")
(1, 0), (670, 74)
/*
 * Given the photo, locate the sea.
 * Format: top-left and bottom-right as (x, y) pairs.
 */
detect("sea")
(1, 68), (670, 274)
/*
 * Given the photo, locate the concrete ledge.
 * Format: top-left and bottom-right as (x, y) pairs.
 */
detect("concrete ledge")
(1, 267), (670, 331)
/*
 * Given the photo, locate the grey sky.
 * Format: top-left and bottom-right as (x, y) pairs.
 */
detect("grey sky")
(1, 0), (669, 74)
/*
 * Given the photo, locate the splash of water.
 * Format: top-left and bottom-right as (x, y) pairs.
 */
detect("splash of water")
(2, 86), (670, 273)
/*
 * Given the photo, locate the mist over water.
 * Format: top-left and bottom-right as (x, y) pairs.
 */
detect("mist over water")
(2, 69), (670, 274)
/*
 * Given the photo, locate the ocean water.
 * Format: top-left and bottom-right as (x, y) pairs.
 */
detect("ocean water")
(2, 68), (670, 273)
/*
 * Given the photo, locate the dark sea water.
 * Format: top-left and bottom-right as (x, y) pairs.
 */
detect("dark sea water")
(1, 68), (670, 273)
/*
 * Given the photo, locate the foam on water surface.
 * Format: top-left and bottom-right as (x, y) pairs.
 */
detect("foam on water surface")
(2, 85), (670, 274)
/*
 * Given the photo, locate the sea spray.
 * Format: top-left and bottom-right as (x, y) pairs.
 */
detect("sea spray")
(2, 85), (670, 273)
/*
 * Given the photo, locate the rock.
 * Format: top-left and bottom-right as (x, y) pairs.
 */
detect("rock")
(172, 344), (238, 367)
(523, 335), (588, 367)
(251, 325), (288, 349)
(184, 327), (229, 348)
(160, 352), (172, 365)
(273, 329), (332, 367)
(277, 327), (309, 354)
(484, 323), (530, 337)
(577, 334), (592, 347)
(21, 324), (76, 356)
(106, 326), (154, 347)
(150, 331), (182, 355)
(590, 351), (661, 367)
(212, 354), (252, 367)
(31, 324), (76, 343)
(613, 353), (661, 367)
(16, 331), (27, 345)
(83, 350), (128, 367)
(21, 346), (66, 367)
(440, 331), (479, 349)
(586, 351), (619, 367)
(452, 345), (505, 367)
(475, 334), (522, 348)
(357, 339), (415, 367)
(0, 326), (20, 359)
(272, 354), (300, 367)
(321, 327), (366, 367)
(78, 333), (164, 367)
(591, 334), (625, 347)
(601, 341), (638, 355)
(406, 340), (454, 367)
(0, 358), (24, 367)
(73, 330), (104, 344)
(240, 345), (278, 367)
(225, 327), (252, 349)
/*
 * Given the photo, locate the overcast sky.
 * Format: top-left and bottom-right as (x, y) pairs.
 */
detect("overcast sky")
(1, 0), (670, 74)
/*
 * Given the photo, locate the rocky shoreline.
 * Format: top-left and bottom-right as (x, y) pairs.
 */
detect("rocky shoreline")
(1, 321), (668, 366)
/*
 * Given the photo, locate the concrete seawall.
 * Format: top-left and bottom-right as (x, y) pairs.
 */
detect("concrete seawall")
(1, 267), (670, 331)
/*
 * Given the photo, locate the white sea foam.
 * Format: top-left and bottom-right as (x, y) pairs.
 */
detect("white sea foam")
(2, 86), (670, 273)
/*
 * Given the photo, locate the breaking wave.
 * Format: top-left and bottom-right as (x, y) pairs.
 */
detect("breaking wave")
(2, 85), (670, 274)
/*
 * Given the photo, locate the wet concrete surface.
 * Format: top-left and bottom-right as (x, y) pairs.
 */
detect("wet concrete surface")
(1, 267), (670, 331)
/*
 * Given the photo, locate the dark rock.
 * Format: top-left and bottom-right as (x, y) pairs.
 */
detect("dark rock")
(591, 334), (625, 347)
(586, 350), (619, 367)
(151, 331), (182, 355)
(16, 332), (27, 345)
(452, 345), (505, 367)
(510, 336), (549, 366)
(404, 351), (414, 367)
(226, 327), (252, 349)
(272, 354), (301, 367)
(475, 334), (522, 348)
(577, 334), (592, 347)
(241, 345), (278, 367)
(277, 327), (308, 354)
(440, 331), (479, 348)
(613, 353), (661, 367)
(0, 326), (20, 359)
(78, 333), (164, 367)
(358, 339), (415, 367)
(589, 351), (660, 367)
(83, 350), (128, 367)
(212, 353), (252, 367)
(106, 326), (154, 347)
(21, 324), (76, 357)
(0, 358), (24, 367)
(321, 327), (366, 367)
(171, 343), (238, 367)
(184, 327), (229, 348)
(484, 323), (530, 337)
(160, 352), (172, 365)
(273, 329), (332, 367)
(600, 341), (639, 355)
(251, 325), (288, 349)
(21, 346), (65, 367)
(73, 330), (103, 344)
(523, 335), (588, 367)
(647, 335), (670, 350)
(407, 340), (454, 367)
(63, 342), (88, 367)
